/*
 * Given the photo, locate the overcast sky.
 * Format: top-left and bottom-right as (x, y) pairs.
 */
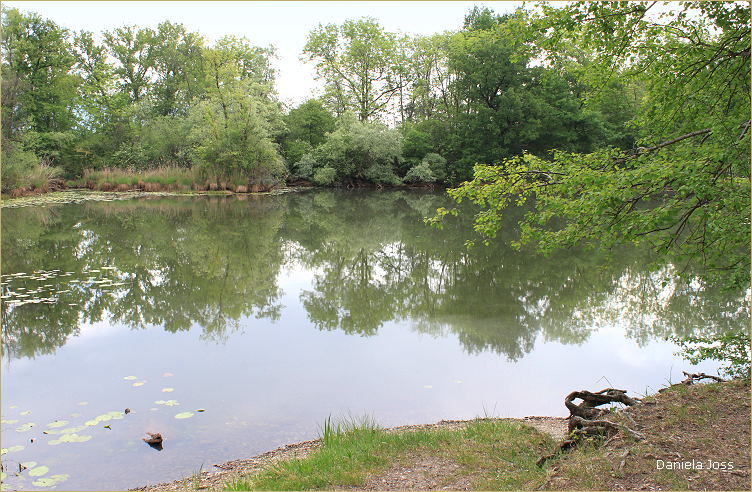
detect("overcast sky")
(3, 1), (524, 105)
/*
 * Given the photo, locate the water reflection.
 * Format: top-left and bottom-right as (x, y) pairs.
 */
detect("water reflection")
(2, 190), (749, 365)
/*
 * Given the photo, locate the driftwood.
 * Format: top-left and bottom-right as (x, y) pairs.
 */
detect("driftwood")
(681, 371), (724, 385)
(537, 388), (641, 467)
(564, 388), (640, 420)
(143, 432), (164, 450)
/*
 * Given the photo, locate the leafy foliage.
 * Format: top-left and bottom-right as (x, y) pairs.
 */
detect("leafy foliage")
(674, 331), (751, 380)
(430, 2), (751, 290)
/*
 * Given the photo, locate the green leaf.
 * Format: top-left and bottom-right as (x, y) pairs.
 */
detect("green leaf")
(28, 465), (49, 477)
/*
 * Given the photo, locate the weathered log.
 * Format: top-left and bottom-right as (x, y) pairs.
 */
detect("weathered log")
(681, 371), (724, 385)
(564, 388), (640, 419)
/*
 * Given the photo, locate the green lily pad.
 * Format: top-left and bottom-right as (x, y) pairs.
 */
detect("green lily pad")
(50, 474), (69, 482)
(28, 465), (49, 477)
(16, 423), (35, 432)
(20, 411), (31, 415)
(32, 478), (57, 487)
(61, 426), (86, 434)
(72, 435), (92, 442)
(95, 414), (112, 422)
(3, 419), (18, 424)
(174, 412), (194, 419)
(47, 421), (69, 428)
(78, 401), (88, 405)
(124, 376), (138, 380)
(59, 434), (77, 442)
(0, 449), (7, 455)
(7, 445), (24, 452)
(133, 381), (145, 386)
(21, 462), (37, 469)
(154, 400), (166, 405)
(162, 388), (174, 392)
(47, 439), (62, 445)
(164, 400), (179, 406)
(0, 472), (5, 480)
(85, 420), (98, 426)
(107, 411), (125, 419)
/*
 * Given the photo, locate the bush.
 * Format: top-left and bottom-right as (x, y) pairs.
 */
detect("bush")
(404, 161), (436, 184)
(295, 153), (317, 179)
(421, 153), (447, 183)
(1, 140), (38, 190)
(312, 167), (338, 186)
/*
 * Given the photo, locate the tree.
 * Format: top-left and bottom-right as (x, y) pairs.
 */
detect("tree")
(191, 80), (285, 182)
(280, 98), (336, 166)
(1, 6), (80, 178)
(429, 1), (751, 291)
(302, 17), (409, 122)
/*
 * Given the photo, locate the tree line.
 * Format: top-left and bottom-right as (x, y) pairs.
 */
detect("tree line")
(2, 4), (634, 190)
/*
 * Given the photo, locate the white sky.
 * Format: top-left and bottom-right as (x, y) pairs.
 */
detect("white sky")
(2, 1), (523, 106)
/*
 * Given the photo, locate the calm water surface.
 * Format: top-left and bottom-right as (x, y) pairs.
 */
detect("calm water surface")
(1, 189), (748, 490)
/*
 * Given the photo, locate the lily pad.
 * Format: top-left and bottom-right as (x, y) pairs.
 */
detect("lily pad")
(77, 401), (88, 405)
(20, 411), (31, 415)
(124, 376), (138, 380)
(0, 472), (5, 480)
(47, 421), (69, 428)
(50, 474), (69, 482)
(33, 478), (57, 487)
(133, 381), (145, 386)
(107, 411), (125, 419)
(154, 400), (166, 405)
(28, 465), (49, 477)
(3, 419), (18, 424)
(0, 448), (6, 455)
(164, 400), (179, 406)
(174, 412), (194, 419)
(7, 445), (24, 452)
(16, 423), (35, 432)
(72, 435), (92, 442)
(95, 414), (112, 422)
(47, 439), (62, 445)
(162, 388), (174, 392)
(84, 420), (98, 426)
(21, 462), (37, 469)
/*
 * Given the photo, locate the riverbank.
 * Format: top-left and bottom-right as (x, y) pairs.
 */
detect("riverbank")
(130, 379), (749, 491)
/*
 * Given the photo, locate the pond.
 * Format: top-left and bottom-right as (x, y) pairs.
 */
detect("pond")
(1, 189), (748, 490)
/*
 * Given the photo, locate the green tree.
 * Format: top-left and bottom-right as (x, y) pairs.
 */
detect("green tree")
(191, 80), (285, 182)
(430, 1), (751, 291)
(280, 98), (336, 166)
(1, 6), (79, 177)
(302, 17), (409, 122)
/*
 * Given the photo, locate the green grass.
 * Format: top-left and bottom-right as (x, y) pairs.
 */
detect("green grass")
(223, 414), (554, 491)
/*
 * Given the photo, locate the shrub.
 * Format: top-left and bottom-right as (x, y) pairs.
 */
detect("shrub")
(404, 161), (436, 184)
(312, 167), (338, 186)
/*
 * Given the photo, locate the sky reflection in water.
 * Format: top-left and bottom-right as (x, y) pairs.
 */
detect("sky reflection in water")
(1, 189), (748, 490)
